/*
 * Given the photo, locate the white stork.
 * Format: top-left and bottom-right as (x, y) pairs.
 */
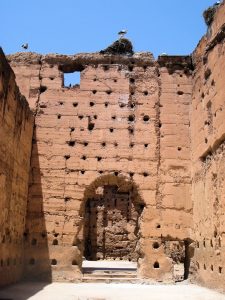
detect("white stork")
(21, 43), (28, 50)
(118, 30), (127, 39)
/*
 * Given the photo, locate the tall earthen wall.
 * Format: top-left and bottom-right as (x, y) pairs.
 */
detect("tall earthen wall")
(191, 1), (225, 291)
(156, 57), (193, 280)
(0, 49), (33, 286)
(7, 52), (192, 282)
(0, 1), (224, 290)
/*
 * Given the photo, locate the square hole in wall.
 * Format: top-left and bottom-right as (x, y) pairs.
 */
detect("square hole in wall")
(64, 72), (80, 87)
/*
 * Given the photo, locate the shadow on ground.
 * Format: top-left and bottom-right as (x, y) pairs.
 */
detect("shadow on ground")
(0, 281), (48, 300)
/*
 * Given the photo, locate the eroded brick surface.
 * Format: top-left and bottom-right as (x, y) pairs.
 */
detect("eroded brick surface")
(84, 185), (143, 261)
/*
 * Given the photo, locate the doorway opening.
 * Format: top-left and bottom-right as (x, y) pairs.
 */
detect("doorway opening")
(83, 177), (144, 262)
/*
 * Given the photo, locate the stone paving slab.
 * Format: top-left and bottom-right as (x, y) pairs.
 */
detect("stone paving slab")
(0, 282), (225, 300)
(82, 260), (137, 269)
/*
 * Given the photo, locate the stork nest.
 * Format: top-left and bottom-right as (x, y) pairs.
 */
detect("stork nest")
(100, 38), (133, 55)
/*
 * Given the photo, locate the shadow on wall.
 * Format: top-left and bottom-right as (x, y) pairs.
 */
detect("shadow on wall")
(23, 128), (52, 283)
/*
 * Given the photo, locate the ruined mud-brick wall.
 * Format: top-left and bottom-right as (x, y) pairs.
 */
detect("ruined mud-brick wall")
(191, 1), (225, 291)
(0, 48), (33, 287)
(8, 49), (192, 282)
(153, 56), (193, 281)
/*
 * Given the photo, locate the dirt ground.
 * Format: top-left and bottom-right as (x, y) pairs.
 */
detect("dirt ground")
(0, 282), (225, 300)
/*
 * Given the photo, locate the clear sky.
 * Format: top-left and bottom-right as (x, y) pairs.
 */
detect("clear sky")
(1, 0), (214, 58)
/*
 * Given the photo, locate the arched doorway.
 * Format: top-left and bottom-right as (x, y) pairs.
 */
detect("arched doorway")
(82, 175), (144, 262)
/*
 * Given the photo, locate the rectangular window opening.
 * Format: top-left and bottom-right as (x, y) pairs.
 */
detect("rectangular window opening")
(64, 72), (80, 88)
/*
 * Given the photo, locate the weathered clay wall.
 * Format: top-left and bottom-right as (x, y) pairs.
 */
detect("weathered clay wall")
(191, 1), (225, 291)
(0, 48), (33, 286)
(139, 56), (193, 281)
(8, 50), (192, 282)
(156, 56), (193, 280)
(8, 52), (42, 112)
(1, 1), (224, 290)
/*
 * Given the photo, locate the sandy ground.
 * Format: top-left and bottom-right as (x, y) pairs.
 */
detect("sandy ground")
(0, 282), (225, 300)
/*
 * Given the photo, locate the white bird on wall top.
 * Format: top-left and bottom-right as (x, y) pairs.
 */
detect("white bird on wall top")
(118, 30), (127, 39)
(21, 43), (28, 50)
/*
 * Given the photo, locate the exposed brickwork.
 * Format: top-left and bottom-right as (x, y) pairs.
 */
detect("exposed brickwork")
(0, 48), (33, 286)
(84, 185), (143, 261)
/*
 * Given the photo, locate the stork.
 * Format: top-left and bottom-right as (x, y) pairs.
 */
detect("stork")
(21, 43), (28, 50)
(118, 30), (127, 39)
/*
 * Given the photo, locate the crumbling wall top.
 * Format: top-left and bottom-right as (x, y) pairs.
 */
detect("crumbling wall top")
(157, 55), (193, 74)
(7, 51), (42, 65)
(7, 50), (196, 75)
(7, 51), (155, 72)
(0, 47), (32, 116)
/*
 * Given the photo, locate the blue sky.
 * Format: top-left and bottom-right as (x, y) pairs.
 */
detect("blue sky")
(1, 0), (214, 85)
(1, 0), (214, 57)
